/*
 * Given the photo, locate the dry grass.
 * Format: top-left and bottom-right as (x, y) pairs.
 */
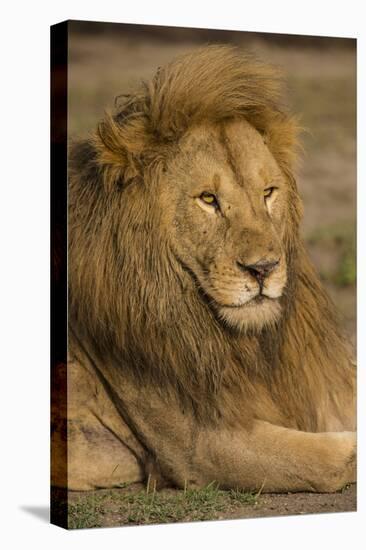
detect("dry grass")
(68, 483), (258, 529)
(65, 482), (356, 529)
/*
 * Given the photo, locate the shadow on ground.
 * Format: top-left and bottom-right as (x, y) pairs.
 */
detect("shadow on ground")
(20, 506), (50, 523)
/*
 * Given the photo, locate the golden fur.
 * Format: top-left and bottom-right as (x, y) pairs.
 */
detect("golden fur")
(56, 46), (356, 493)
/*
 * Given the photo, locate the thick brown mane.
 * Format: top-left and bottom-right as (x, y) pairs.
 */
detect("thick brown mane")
(95, 46), (300, 187)
(68, 45), (354, 431)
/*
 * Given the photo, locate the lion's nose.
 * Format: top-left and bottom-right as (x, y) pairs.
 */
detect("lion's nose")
(236, 259), (279, 283)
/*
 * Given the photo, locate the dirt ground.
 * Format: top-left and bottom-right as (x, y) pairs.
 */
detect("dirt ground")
(65, 483), (356, 529)
(65, 23), (357, 528)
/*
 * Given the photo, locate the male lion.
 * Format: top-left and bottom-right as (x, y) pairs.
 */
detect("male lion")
(54, 45), (356, 493)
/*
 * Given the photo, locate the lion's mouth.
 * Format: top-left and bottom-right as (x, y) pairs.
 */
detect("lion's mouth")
(251, 294), (266, 304)
(221, 293), (272, 309)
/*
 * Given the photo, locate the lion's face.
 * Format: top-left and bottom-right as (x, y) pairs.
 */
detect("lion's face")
(161, 119), (290, 331)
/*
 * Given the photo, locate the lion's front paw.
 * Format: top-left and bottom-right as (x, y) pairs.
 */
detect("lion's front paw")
(341, 431), (357, 485)
(319, 431), (356, 492)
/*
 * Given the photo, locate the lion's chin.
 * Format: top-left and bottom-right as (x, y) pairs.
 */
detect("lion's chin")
(217, 297), (282, 332)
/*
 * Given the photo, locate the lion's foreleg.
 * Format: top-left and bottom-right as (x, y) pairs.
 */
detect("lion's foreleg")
(190, 421), (356, 493)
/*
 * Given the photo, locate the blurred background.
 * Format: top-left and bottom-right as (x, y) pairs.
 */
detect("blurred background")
(68, 21), (356, 344)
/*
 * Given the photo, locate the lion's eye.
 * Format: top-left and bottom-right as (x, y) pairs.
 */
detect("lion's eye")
(200, 192), (219, 207)
(264, 187), (276, 199)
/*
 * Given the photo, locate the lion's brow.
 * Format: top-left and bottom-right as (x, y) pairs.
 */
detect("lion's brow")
(218, 127), (257, 216)
(213, 173), (221, 189)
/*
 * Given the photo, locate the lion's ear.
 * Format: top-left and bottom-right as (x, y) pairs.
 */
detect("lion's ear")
(93, 112), (150, 191)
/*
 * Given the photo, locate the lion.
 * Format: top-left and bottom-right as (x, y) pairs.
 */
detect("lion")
(52, 45), (356, 495)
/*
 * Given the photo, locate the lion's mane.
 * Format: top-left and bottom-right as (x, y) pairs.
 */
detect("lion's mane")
(69, 46), (354, 431)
